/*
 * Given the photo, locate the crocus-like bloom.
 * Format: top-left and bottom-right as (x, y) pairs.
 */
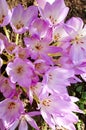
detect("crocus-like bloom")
(0, 0), (12, 27)
(34, 59), (50, 74)
(52, 23), (69, 42)
(38, 0), (69, 26)
(6, 58), (34, 88)
(24, 35), (62, 64)
(43, 66), (74, 94)
(53, 112), (78, 130)
(0, 76), (16, 98)
(29, 18), (52, 41)
(9, 112), (40, 130)
(10, 4), (38, 34)
(64, 17), (86, 65)
(53, 96), (83, 130)
(56, 54), (85, 82)
(0, 98), (24, 129)
(5, 41), (17, 55)
(12, 46), (30, 60)
(38, 93), (83, 130)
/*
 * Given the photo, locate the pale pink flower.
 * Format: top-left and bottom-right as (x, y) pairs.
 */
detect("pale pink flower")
(29, 18), (52, 41)
(12, 46), (30, 60)
(10, 4), (38, 34)
(64, 17), (86, 65)
(34, 59), (50, 74)
(0, 76), (16, 98)
(38, 93), (83, 130)
(0, 98), (24, 129)
(9, 112), (40, 130)
(38, 0), (69, 26)
(24, 35), (62, 62)
(6, 58), (34, 88)
(43, 67), (74, 94)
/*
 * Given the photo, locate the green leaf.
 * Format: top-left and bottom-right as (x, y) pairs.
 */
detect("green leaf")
(76, 86), (82, 92)
(79, 104), (84, 110)
(81, 92), (86, 99)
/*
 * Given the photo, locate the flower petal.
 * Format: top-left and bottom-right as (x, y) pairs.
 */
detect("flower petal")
(19, 119), (28, 130)
(25, 115), (39, 130)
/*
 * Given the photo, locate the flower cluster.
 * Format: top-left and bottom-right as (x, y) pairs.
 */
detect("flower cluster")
(0, 0), (85, 130)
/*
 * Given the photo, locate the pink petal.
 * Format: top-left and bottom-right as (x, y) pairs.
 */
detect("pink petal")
(25, 115), (39, 130)
(19, 119), (28, 130)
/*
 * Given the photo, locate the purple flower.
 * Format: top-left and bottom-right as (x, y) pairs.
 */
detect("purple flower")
(53, 96), (83, 130)
(9, 112), (40, 130)
(53, 112), (78, 130)
(0, 98), (24, 129)
(52, 23), (69, 42)
(38, 93), (83, 130)
(64, 17), (84, 38)
(38, 0), (69, 26)
(64, 17), (86, 65)
(34, 59), (50, 74)
(5, 41), (17, 55)
(29, 18), (52, 41)
(69, 43), (86, 65)
(0, 76), (16, 98)
(43, 67), (74, 94)
(10, 4), (38, 34)
(12, 46), (30, 59)
(6, 58), (34, 88)
(24, 35), (62, 61)
(0, 0), (12, 27)
(29, 82), (47, 103)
